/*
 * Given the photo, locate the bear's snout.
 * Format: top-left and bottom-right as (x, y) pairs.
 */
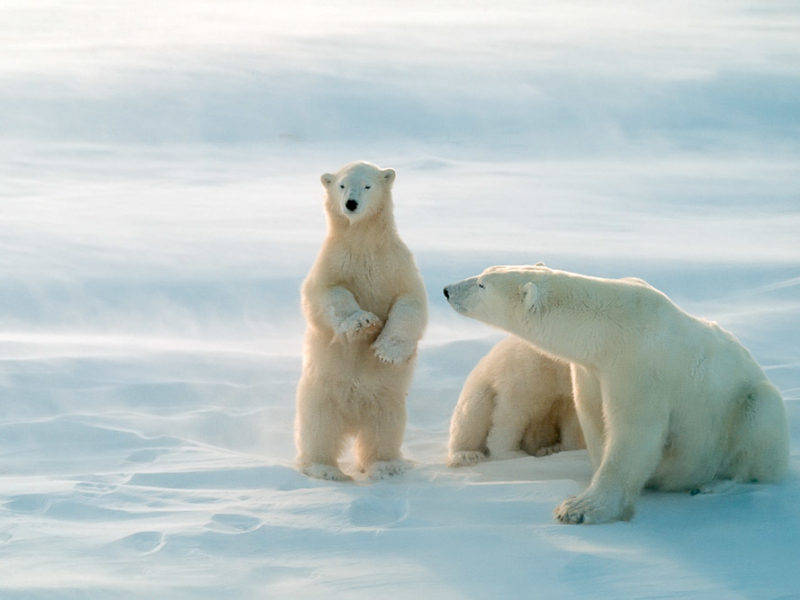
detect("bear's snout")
(345, 199), (358, 212)
(443, 287), (450, 299)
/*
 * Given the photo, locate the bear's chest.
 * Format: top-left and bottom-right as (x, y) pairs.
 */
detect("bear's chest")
(333, 246), (406, 317)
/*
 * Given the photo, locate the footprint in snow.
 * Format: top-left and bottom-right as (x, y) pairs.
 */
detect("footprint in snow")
(126, 448), (167, 463)
(74, 476), (127, 496)
(111, 531), (165, 555)
(207, 513), (262, 533)
(347, 495), (409, 528)
(5, 494), (50, 514)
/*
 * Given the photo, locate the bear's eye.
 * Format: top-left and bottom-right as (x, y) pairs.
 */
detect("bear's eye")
(339, 184), (345, 190)
(365, 185), (371, 190)
(478, 283), (485, 289)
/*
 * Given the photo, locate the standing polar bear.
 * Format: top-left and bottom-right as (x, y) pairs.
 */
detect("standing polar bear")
(448, 335), (584, 467)
(444, 265), (789, 524)
(295, 161), (427, 481)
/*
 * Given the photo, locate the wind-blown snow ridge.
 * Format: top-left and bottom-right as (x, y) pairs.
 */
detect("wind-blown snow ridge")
(1, 1), (798, 598)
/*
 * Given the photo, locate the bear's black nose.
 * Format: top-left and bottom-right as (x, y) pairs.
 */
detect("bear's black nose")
(443, 287), (450, 299)
(345, 199), (358, 212)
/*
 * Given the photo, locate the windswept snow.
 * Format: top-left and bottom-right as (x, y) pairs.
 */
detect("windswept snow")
(1, 2), (799, 598)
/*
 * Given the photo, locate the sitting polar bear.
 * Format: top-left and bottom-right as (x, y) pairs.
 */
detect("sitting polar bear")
(295, 161), (427, 481)
(444, 264), (789, 524)
(448, 335), (584, 467)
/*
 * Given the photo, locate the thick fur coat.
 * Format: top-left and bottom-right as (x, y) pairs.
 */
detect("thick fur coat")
(445, 264), (789, 523)
(448, 335), (584, 467)
(295, 162), (427, 481)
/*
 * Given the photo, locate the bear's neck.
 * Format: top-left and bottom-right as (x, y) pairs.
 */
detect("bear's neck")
(519, 304), (620, 370)
(326, 205), (397, 247)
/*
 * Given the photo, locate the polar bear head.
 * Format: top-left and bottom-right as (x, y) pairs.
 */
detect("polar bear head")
(443, 263), (599, 363)
(321, 161), (396, 225)
(444, 264), (655, 365)
(443, 264), (553, 330)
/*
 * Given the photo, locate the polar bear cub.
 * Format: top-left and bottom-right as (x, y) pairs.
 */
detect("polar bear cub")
(448, 335), (584, 467)
(444, 265), (789, 523)
(295, 161), (427, 481)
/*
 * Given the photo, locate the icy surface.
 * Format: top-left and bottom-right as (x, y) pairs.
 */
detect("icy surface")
(1, 2), (799, 598)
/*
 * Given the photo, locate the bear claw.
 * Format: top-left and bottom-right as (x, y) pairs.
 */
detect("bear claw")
(447, 450), (486, 467)
(302, 463), (353, 482)
(338, 310), (383, 341)
(554, 492), (632, 524)
(372, 336), (415, 364)
(367, 459), (411, 479)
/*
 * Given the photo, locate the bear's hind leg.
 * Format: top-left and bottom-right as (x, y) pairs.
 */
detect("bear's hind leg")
(295, 382), (351, 481)
(731, 380), (789, 483)
(355, 401), (409, 479)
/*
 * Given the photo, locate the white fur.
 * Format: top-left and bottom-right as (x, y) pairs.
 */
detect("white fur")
(448, 335), (584, 467)
(444, 265), (789, 523)
(295, 162), (427, 481)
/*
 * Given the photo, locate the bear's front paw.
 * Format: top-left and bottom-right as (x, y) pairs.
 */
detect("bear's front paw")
(447, 450), (486, 467)
(372, 335), (415, 364)
(553, 490), (632, 525)
(337, 310), (383, 341)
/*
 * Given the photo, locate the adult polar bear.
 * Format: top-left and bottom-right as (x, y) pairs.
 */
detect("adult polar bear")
(448, 335), (584, 467)
(295, 161), (427, 481)
(444, 265), (789, 523)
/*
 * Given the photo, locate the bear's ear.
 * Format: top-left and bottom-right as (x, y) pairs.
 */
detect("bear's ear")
(320, 173), (335, 188)
(535, 261), (546, 267)
(521, 281), (541, 312)
(381, 168), (396, 185)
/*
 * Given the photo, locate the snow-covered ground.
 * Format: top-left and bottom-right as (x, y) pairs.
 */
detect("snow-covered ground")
(1, 2), (799, 598)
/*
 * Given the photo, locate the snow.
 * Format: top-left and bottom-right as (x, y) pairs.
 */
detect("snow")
(1, 1), (799, 598)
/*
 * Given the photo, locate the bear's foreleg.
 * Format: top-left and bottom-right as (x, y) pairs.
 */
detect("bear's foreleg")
(485, 395), (531, 460)
(447, 381), (494, 467)
(321, 286), (383, 341)
(555, 382), (669, 524)
(570, 364), (605, 469)
(372, 295), (425, 364)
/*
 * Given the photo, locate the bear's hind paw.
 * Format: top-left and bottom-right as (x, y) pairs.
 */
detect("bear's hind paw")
(689, 479), (737, 496)
(447, 450), (486, 467)
(534, 443), (563, 457)
(302, 463), (353, 482)
(366, 459), (411, 480)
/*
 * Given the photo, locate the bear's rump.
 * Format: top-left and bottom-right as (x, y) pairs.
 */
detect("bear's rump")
(645, 405), (733, 490)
